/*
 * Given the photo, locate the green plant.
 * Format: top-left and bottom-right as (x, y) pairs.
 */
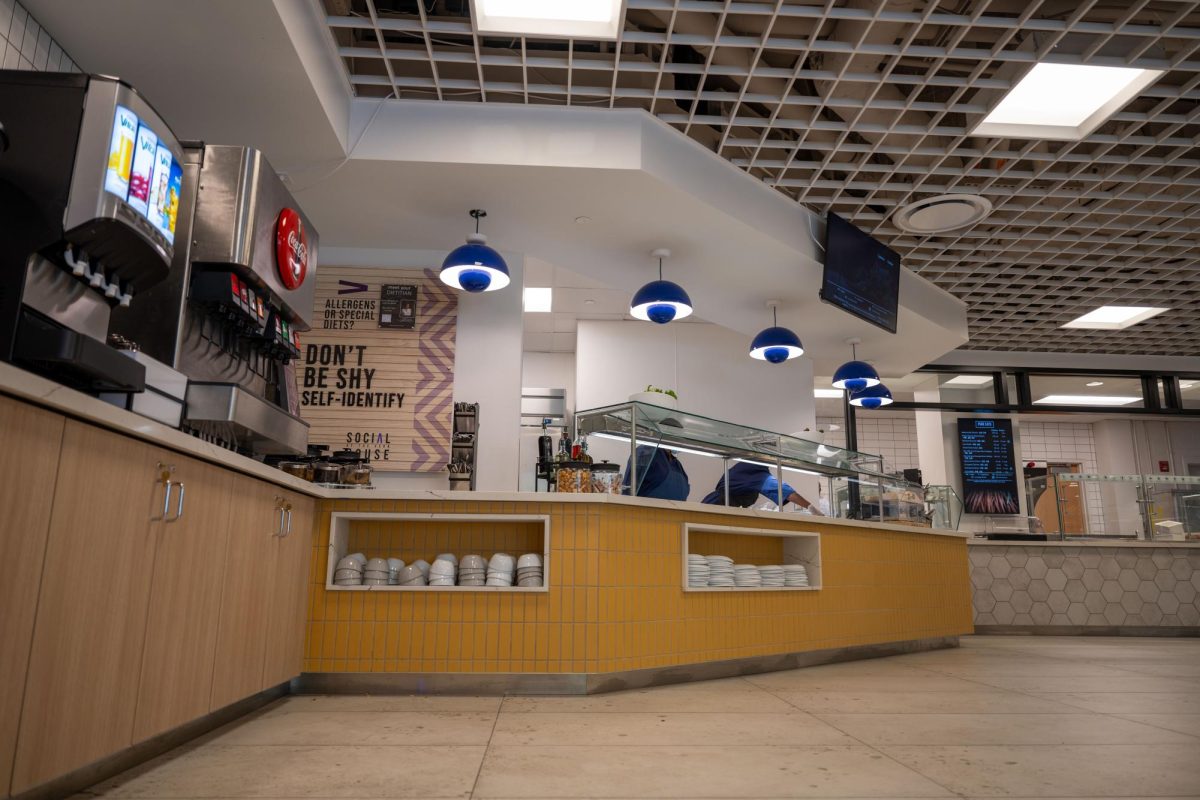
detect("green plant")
(645, 385), (678, 399)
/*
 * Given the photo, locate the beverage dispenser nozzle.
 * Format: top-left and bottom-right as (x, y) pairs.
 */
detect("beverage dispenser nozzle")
(64, 245), (90, 278)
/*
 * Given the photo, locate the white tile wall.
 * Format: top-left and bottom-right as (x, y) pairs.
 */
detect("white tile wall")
(1019, 421), (1106, 534)
(817, 414), (920, 474)
(0, 0), (79, 72)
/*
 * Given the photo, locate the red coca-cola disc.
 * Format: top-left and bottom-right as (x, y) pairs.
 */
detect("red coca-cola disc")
(275, 208), (308, 290)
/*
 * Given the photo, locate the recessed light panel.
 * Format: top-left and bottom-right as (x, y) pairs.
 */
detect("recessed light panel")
(943, 375), (993, 387)
(470, 0), (626, 39)
(1061, 305), (1169, 330)
(814, 389), (844, 398)
(1034, 394), (1141, 406)
(973, 62), (1163, 141)
(523, 287), (552, 312)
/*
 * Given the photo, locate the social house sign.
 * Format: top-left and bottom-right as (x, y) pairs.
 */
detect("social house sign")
(298, 266), (457, 471)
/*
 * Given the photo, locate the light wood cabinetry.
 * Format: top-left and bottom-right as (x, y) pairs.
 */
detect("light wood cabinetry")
(209, 480), (288, 710)
(131, 453), (234, 744)
(11, 421), (162, 794)
(0, 397), (65, 798)
(263, 491), (315, 687)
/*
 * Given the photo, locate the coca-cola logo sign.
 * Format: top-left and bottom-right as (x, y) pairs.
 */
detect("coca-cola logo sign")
(275, 208), (308, 290)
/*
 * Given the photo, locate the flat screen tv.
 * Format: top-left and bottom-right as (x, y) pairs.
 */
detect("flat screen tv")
(819, 212), (901, 333)
(958, 418), (1020, 515)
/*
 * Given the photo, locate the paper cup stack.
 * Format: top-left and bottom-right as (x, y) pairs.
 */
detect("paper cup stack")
(386, 558), (405, 585)
(516, 553), (543, 587)
(733, 564), (763, 587)
(687, 554), (710, 587)
(784, 564), (810, 587)
(428, 557), (457, 586)
(364, 557), (391, 586)
(333, 553), (366, 586)
(458, 554), (487, 586)
(757, 565), (785, 587)
(487, 553), (515, 587)
(705, 555), (734, 587)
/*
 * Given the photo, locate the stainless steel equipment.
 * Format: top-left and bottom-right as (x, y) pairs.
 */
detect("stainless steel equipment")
(0, 71), (184, 392)
(110, 144), (317, 456)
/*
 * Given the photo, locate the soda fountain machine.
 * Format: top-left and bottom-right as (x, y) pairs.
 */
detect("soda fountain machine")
(0, 71), (185, 392)
(110, 144), (318, 457)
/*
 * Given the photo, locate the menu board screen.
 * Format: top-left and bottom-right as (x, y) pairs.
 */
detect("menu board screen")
(820, 212), (901, 334)
(958, 418), (1020, 515)
(103, 104), (181, 244)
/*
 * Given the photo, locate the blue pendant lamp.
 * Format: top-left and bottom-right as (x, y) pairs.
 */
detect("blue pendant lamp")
(849, 383), (894, 409)
(630, 248), (692, 324)
(832, 337), (881, 391)
(440, 209), (510, 293)
(749, 300), (804, 364)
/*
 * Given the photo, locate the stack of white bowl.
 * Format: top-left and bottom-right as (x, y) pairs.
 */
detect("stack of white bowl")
(733, 564), (763, 587)
(458, 554), (487, 586)
(784, 564), (810, 587)
(429, 557), (457, 586)
(386, 558), (405, 585)
(757, 565), (785, 587)
(516, 553), (543, 587)
(333, 553), (366, 586)
(398, 564), (426, 586)
(487, 553), (515, 587)
(412, 559), (431, 581)
(706, 555), (734, 587)
(687, 554), (710, 587)
(364, 558), (391, 586)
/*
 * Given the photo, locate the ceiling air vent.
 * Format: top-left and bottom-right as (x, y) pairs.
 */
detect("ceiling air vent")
(892, 194), (992, 234)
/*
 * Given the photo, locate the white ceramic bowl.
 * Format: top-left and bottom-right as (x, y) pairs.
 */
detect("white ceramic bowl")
(345, 552), (368, 567)
(366, 557), (389, 572)
(336, 556), (365, 572)
(460, 554), (486, 570)
(412, 559), (431, 577)
(399, 565), (425, 584)
(435, 552), (458, 565)
(387, 557), (405, 570)
(430, 558), (457, 576)
(517, 553), (542, 569)
(363, 577), (388, 586)
(489, 552), (515, 570)
(334, 568), (363, 579)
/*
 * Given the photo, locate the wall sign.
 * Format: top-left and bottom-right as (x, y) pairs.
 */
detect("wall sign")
(958, 418), (1020, 515)
(298, 266), (457, 471)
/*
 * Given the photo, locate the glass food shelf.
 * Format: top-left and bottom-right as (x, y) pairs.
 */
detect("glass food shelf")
(575, 401), (888, 480)
(1040, 473), (1200, 541)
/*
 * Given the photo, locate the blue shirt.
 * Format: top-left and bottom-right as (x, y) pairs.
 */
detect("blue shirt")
(701, 463), (795, 507)
(623, 445), (690, 501)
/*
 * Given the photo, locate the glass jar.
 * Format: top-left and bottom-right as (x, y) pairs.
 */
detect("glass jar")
(590, 461), (620, 494)
(344, 460), (373, 486)
(555, 461), (591, 493)
(278, 458), (314, 482)
(311, 459), (344, 485)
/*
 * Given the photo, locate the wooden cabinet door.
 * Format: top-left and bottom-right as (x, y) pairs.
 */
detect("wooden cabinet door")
(262, 492), (316, 687)
(132, 453), (234, 743)
(210, 479), (283, 710)
(0, 398), (64, 798)
(12, 422), (161, 794)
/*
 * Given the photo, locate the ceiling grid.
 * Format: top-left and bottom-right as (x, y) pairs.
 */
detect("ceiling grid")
(322, 0), (1200, 356)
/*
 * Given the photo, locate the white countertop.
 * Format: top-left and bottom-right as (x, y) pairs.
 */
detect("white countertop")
(968, 537), (1200, 549)
(0, 361), (967, 539)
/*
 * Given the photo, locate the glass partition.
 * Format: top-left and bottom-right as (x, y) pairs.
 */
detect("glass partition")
(1033, 473), (1200, 541)
(926, 485), (963, 531)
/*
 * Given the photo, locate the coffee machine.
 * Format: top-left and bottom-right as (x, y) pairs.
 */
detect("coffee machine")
(110, 144), (317, 456)
(0, 71), (184, 392)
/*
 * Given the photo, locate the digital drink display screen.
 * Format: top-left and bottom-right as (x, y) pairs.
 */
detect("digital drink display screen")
(958, 418), (1020, 515)
(819, 212), (901, 334)
(103, 104), (181, 245)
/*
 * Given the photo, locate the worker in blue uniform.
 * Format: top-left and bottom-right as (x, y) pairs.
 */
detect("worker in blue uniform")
(622, 445), (691, 501)
(701, 461), (822, 513)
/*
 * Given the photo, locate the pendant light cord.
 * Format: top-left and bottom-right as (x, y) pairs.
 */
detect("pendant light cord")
(658, 257), (663, 281)
(470, 209), (486, 234)
(773, 307), (778, 326)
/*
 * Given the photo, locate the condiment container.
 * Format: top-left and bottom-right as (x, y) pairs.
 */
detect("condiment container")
(344, 460), (373, 486)
(278, 458), (314, 482)
(556, 461), (592, 493)
(590, 461), (620, 494)
(311, 458), (344, 485)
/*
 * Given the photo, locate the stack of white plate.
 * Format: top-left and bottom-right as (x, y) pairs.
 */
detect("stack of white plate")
(783, 564), (810, 587)
(429, 557), (457, 586)
(386, 558), (405, 585)
(398, 564), (426, 586)
(687, 554), (710, 587)
(733, 564), (763, 587)
(706, 555), (734, 587)
(487, 553), (515, 586)
(333, 553), (366, 586)
(459, 554), (487, 586)
(364, 557), (391, 586)
(758, 565), (786, 587)
(516, 553), (543, 587)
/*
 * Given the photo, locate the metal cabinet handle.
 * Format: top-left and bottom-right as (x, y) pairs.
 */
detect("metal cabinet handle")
(169, 481), (186, 522)
(282, 504), (293, 538)
(275, 497), (285, 536)
(160, 479), (173, 520)
(155, 462), (175, 521)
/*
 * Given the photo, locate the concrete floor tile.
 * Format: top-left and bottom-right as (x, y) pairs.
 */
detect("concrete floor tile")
(879, 744), (1200, 798)
(1115, 714), (1200, 738)
(491, 711), (855, 746)
(501, 679), (797, 714)
(208, 711), (497, 746)
(814, 712), (1197, 745)
(1050, 692), (1200, 715)
(743, 672), (987, 693)
(93, 745), (485, 797)
(968, 675), (1200, 694)
(263, 695), (503, 714)
(775, 690), (1083, 715)
(472, 745), (953, 798)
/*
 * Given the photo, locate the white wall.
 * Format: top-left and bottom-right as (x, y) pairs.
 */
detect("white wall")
(0, 0), (80, 70)
(575, 320), (817, 505)
(818, 413), (920, 473)
(319, 248), (525, 491)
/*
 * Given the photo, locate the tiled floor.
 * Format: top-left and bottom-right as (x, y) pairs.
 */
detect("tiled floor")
(79, 636), (1200, 799)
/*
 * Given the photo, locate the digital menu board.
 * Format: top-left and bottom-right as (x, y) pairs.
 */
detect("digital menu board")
(104, 104), (180, 245)
(820, 212), (901, 334)
(958, 418), (1020, 515)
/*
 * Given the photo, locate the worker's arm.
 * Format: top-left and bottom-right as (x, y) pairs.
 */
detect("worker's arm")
(760, 474), (823, 514)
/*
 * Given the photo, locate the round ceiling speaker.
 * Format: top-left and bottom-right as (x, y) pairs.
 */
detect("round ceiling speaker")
(892, 194), (992, 234)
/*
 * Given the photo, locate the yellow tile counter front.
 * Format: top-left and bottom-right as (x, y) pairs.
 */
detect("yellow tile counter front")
(302, 496), (973, 687)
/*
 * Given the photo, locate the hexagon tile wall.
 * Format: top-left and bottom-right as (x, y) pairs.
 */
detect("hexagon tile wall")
(969, 545), (1200, 629)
